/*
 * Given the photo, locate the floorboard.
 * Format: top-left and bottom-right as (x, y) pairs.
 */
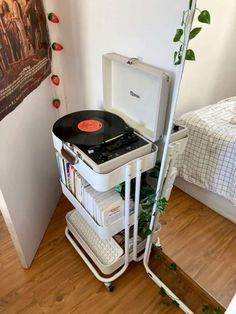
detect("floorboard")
(160, 187), (236, 308)
(0, 187), (235, 313)
(0, 197), (181, 314)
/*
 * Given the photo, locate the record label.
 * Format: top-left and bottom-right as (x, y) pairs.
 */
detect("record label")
(78, 119), (103, 132)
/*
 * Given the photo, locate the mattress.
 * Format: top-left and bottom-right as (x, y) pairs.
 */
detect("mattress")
(175, 97), (236, 205)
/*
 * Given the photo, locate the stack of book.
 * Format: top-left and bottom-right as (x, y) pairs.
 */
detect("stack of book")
(56, 153), (133, 227)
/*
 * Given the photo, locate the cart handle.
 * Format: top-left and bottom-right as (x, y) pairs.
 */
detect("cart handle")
(61, 144), (78, 165)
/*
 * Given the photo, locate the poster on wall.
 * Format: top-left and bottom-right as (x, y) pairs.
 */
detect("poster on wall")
(0, 0), (51, 121)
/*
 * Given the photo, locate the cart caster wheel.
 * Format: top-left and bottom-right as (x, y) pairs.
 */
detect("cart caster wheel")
(104, 282), (114, 292)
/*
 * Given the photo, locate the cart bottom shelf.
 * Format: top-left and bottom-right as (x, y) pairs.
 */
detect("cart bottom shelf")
(65, 216), (146, 276)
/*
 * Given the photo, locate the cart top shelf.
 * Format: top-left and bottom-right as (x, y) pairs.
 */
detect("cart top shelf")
(53, 132), (157, 192)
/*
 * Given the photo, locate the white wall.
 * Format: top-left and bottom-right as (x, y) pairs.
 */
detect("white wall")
(0, 78), (60, 268)
(176, 0), (236, 117)
(0, 0), (191, 268)
(48, 0), (189, 113)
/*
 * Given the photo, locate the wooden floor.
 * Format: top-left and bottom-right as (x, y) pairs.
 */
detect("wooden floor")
(0, 187), (235, 313)
(0, 197), (182, 314)
(159, 188), (236, 308)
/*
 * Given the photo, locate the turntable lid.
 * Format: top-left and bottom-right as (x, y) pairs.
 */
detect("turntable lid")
(103, 53), (171, 142)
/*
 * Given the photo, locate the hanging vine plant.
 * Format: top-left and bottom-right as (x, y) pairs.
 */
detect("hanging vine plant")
(115, 172), (168, 239)
(173, 0), (211, 65)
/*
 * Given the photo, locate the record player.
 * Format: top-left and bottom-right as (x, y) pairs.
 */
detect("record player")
(52, 53), (171, 173)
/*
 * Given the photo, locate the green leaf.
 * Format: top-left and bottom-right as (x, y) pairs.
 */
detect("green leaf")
(213, 307), (221, 314)
(160, 287), (166, 297)
(173, 29), (183, 42)
(114, 184), (122, 193)
(157, 198), (168, 214)
(201, 305), (209, 313)
(174, 51), (178, 64)
(189, 0), (193, 10)
(189, 27), (202, 40)
(163, 300), (171, 306)
(169, 262), (177, 272)
(149, 168), (160, 178)
(141, 193), (156, 207)
(174, 52), (182, 65)
(173, 300), (180, 307)
(154, 252), (161, 259)
(198, 10), (211, 24)
(141, 185), (155, 198)
(144, 229), (152, 236)
(185, 49), (196, 61)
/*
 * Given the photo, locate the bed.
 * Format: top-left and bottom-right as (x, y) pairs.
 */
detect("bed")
(174, 97), (236, 223)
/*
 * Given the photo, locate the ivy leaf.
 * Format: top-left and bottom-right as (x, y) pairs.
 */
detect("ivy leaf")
(163, 300), (171, 306)
(185, 49), (196, 61)
(201, 305), (209, 313)
(213, 307), (221, 314)
(149, 167), (160, 178)
(141, 193), (156, 206)
(157, 198), (168, 214)
(154, 252), (161, 259)
(144, 229), (152, 236)
(174, 51), (178, 62)
(173, 29), (183, 42)
(198, 10), (211, 24)
(174, 52), (182, 65)
(189, 0), (193, 10)
(114, 184), (122, 193)
(189, 27), (202, 40)
(141, 185), (155, 198)
(169, 262), (177, 272)
(160, 287), (166, 297)
(173, 300), (180, 307)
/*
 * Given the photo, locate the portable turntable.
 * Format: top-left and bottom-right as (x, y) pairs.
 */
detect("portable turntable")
(52, 53), (171, 174)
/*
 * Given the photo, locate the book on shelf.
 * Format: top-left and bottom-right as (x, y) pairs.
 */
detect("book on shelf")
(64, 161), (71, 191)
(56, 153), (66, 185)
(74, 171), (82, 202)
(69, 164), (75, 195)
(56, 155), (134, 228)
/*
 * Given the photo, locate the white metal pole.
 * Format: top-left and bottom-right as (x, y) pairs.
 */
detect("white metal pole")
(133, 159), (142, 261)
(143, 1), (197, 313)
(124, 164), (132, 265)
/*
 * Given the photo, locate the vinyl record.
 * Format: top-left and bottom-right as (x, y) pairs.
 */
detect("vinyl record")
(53, 110), (128, 146)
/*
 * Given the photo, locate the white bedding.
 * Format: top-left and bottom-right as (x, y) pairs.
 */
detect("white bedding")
(176, 97), (236, 205)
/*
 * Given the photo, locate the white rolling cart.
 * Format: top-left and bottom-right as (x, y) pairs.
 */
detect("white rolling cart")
(52, 1), (195, 308)
(53, 131), (158, 291)
(52, 51), (168, 291)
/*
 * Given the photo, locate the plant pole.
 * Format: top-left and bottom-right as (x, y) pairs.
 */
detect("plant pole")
(143, 1), (197, 313)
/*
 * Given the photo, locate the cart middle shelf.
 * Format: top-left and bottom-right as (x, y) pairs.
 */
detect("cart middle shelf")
(61, 181), (135, 239)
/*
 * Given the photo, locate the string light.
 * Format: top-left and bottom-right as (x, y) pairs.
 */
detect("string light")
(51, 42), (64, 51)
(52, 99), (61, 108)
(48, 12), (60, 23)
(51, 75), (60, 86)
(49, 12), (62, 110)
